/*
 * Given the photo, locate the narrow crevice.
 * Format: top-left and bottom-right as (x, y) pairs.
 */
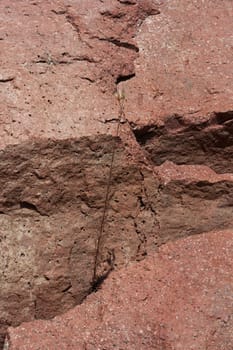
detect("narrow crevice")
(80, 76), (95, 83)
(133, 217), (148, 261)
(34, 54), (98, 66)
(98, 37), (139, 52)
(100, 10), (126, 19)
(51, 9), (67, 15)
(118, 0), (137, 5)
(20, 201), (38, 211)
(19, 201), (47, 216)
(214, 110), (233, 125)
(91, 267), (114, 293)
(71, 55), (98, 63)
(0, 77), (14, 83)
(116, 73), (135, 84)
(34, 59), (53, 65)
(133, 124), (162, 145)
(62, 284), (72, 293)
(138, 195), (146, 209)
(66, 14), (81, 35)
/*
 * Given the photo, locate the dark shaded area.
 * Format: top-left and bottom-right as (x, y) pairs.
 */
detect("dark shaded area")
(99, 37), (139, 52)
(20, 201), (43, 215)
(134, 111), (233, 173)
(116, 73), (136, 84)
(157, 179), (233, 244)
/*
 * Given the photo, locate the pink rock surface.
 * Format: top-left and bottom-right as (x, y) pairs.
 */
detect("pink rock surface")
(0, 0), (233, 348)
(1, 0), (232, 147)
(6, 230), (233, 350)
(0, 0), (159, 148)
(125, 0), (233, 125)
(156, 161), (233, 184)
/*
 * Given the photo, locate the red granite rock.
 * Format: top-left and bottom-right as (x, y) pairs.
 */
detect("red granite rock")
(6, 230), (233, 350)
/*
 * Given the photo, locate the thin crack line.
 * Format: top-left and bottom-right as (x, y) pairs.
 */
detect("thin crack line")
(92, 88), (125, 287)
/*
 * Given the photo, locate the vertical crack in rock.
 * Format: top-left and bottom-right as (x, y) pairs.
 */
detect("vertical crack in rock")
(92, 88), (127, 291)
(91, 137), (118, 290)
(134, 194), (148, 260)
(131, 111), (233, 245)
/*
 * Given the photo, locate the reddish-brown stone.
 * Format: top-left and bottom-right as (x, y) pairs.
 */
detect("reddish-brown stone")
(6, 230), (233, 350)
(0, 137), (159, 346)
(0, 0), (159, 148)
(0, 0), (233, 348)
(125, 0), (233, 126)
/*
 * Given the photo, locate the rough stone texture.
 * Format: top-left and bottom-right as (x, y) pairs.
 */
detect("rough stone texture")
(125, 0), (233, 125)
(155, 160), (233, 238)
(0, 0), (233, 348)
(0, 0), (159, 148)
(0, 136), (159, 345)
(2, 135), (233, 347)
(134, 112), (233, 174)
(6, 230), (233, 350)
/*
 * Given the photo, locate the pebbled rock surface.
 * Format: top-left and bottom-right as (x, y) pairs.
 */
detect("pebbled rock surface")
(0, 0), (233, 348)
(6, 230), (233, 350)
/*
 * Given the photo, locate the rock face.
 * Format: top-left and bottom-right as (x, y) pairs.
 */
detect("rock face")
(0, 0), (233, 348)
(1, 138), (233, 348)
(0, 136), (159, 345)
(6, 230), (233, 350)
(0, 0), (159, 147)
(125, 0), (233, 125)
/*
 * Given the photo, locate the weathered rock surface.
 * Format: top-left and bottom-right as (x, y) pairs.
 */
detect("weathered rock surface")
(2, 135), (233, 347)
(0, 0), (159, 148)
(134, 111), (233, 174)
(0, 136), (159, 346)
(0, 0), (233, 348)
(6, 230), (233, 350)
(1, 0), (232, 147)
(125, 0), (233, 125)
